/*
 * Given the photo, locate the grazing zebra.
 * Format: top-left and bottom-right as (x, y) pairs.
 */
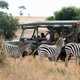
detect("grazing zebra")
(5, 42), (22, 58)
(63, 42), (80, 66)
(38, 37), (65, 61)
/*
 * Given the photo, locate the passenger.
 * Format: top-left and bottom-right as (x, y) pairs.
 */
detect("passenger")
(41, 33), (45, 38)
(46, 31), (54, 44)
(46, 31), (50, 41)
(40, 33), (46, 40)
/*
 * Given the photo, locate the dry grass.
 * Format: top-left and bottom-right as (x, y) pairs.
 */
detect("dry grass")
(0, 56), (80, 80)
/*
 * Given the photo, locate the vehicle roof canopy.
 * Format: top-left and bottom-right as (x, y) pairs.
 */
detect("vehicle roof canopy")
(18, 20), (80, 29)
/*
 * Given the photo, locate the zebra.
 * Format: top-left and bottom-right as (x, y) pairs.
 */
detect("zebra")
(5, 42), (22, 58)
(38, 37), (65, 61)
(62, 42), (80, 67)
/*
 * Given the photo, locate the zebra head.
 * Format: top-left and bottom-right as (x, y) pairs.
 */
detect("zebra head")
(55, 37), (66, 48)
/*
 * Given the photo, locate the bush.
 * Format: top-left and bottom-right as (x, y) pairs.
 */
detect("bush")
(0, 12), (18, 40)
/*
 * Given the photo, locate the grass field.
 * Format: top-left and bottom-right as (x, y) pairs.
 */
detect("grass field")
(0, 56), (80, 80)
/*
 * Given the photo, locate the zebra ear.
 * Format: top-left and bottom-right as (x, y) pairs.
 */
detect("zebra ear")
(63, 38), (66, 41)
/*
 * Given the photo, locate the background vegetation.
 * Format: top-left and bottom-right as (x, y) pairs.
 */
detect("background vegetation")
(0, 1), (18, 40)
(47, 7), (80, 20)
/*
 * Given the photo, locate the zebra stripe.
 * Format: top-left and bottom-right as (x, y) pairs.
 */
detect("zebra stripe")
(65, 43), (80, 56)
(5, 42), (22, 58)
(39, 44), (56, 56)
(64, 42), (80, 66)
(38, 37), (65, 61)
(38, 44), (56, 58)
(38, 44), (62, 61)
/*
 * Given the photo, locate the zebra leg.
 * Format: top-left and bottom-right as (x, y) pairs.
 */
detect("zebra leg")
(48, 57), (53, 61)
(53, 56), (57, 65)
(76, 56), (78, 65)
(54, 59), (57, 65)
(77, 56), (80, 65)
(38, 53), (45, 61)
(65, 54), (69, 67)
(32, 48), (38, 58)
(78, 56), (80, 65)
(75, 55), (80, 65)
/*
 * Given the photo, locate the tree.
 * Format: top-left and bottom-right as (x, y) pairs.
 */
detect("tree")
(46, 16), (55, 20)
(0, 1), (18, 40)
(0, 12), (18, 40)
(47, 7), (80, 20)
(18, 5), (26, 16)
(0, 1), (8, 9)
(54, 7), (80, 20)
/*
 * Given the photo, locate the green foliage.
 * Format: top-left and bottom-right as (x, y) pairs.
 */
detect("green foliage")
(0, 1), (8, 9)
(47, 7), (80, 20)
(46, 16), (55, 20)
(54, 7), (80, 20)
(0, 1), (18, 40)
(0, 12), (18, 40)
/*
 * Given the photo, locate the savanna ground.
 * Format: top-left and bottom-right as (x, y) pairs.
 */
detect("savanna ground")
(0, 56), (80, 80)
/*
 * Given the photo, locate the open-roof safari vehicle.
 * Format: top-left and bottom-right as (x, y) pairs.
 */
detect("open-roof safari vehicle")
(6, 21), (80, 56)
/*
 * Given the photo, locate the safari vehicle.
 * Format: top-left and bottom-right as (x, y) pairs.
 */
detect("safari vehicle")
(6, 21), (80, 55)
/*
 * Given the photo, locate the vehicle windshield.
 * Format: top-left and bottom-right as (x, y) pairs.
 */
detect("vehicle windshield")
(21, 27), (49, 39)
(21, 29), (35, 39)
